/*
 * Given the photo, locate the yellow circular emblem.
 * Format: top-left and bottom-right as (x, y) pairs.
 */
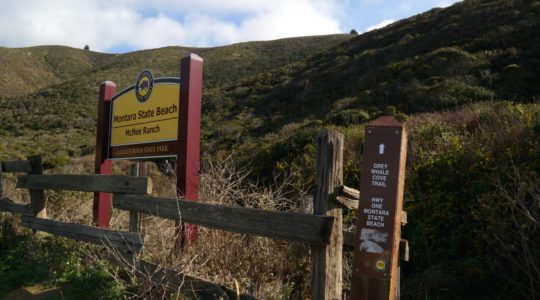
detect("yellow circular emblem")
(375, 259), (387, 271)
(135, 69), (154, 102)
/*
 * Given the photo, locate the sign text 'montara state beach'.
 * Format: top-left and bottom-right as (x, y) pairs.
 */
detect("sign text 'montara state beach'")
(114, 104), (178, 137)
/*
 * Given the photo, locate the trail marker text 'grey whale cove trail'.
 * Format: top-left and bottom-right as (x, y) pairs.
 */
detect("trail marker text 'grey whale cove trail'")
(351, 116), (407, 300)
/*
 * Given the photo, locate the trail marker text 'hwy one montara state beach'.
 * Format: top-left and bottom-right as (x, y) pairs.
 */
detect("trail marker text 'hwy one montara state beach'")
(351, 116), (407, 300)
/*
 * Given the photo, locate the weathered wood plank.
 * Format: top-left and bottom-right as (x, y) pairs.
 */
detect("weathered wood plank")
(1, 160), (32, 173)
(399, 239), (409, 262)
(0, 162), (3, 199)
(129, 163), (148, 233)
(20, 216), (144, 252)
(0, 198), (33, 215)
(129, 164), (140, 233)
(311, 129), (343, 300)
(109, 252), (257, 300)
(342, 185), (360, 199)
(113, 194), (334, 245)
(333, 185), (359, 211)
(401, 211), (407, 226)
(334, 195), (359, 210)
(17, 174), (152, 194)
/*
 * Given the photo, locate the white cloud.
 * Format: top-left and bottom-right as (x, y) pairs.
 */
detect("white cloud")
(0, 0), (464, 52)
(366, 19), (395, 32)
(236, 2), (340, 41)
(0, 0), (142, 51)
(0, 0), (343, 52)
(435, 0), (460, 8)
(394, 0), (459, 14)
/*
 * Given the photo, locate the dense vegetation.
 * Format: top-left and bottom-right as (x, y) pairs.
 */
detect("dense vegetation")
(203, 0), (540, 176)
(1, 0), (539, 299)
(0, 231), (124, 299)
(403, 102), (540, 299)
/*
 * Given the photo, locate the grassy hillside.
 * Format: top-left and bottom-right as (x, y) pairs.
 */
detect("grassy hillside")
(0, 46), (112, 98)
(0, 0), (539, 299)
(0, 34), (352, 98)
(0, 34), (352, 162)
(206, 0), (539, 132)
(200, 0), (540, 178)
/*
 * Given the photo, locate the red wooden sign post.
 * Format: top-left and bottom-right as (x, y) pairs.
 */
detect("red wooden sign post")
(94, 54), (203, 242)
(351, 116), (407, 300)
(94, 81), (115, 228)
(177, 53), (203, 247)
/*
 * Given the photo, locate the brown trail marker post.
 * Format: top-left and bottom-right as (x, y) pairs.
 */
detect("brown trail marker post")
(351, 116), (407, 300)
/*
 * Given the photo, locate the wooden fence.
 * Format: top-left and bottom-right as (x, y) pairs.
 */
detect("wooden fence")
(0, 129), (408, 299)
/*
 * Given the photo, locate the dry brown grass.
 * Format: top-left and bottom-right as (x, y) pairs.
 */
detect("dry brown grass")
(80, 155), (315, 299)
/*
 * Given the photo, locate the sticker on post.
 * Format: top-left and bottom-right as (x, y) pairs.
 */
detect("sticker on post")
(359, 228), (388, 254)
(373, 258), (388, 272)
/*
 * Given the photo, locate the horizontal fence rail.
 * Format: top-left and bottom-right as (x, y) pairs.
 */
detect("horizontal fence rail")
(21, 216), (144, 252)
(17, 174), (152, 194)
(113, 194), (334, 245)
(0, 198), (33, 215)
(110, 252), (255, 300)
(1, 160), (32, 173)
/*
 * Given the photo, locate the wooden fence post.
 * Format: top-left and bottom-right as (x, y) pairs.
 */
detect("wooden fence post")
(28, 155), (46, 218)
(311, 129), (343, 300)
(0, 162), (4, 200)
(129, 162), (148, 233)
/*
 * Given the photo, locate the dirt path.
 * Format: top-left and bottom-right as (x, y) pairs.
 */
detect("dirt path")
(4, 283), (62, 300)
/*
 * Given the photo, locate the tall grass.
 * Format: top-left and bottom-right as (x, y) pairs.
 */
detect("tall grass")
(79, 155), (314, 299)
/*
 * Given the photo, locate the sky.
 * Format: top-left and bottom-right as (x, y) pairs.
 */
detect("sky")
(0, 0), (461, 53)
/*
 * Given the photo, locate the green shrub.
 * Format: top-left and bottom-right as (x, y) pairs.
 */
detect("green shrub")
(0, 231), (124, 299)
(402, 102), (540, 299)
(327, 109), (370, 126)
